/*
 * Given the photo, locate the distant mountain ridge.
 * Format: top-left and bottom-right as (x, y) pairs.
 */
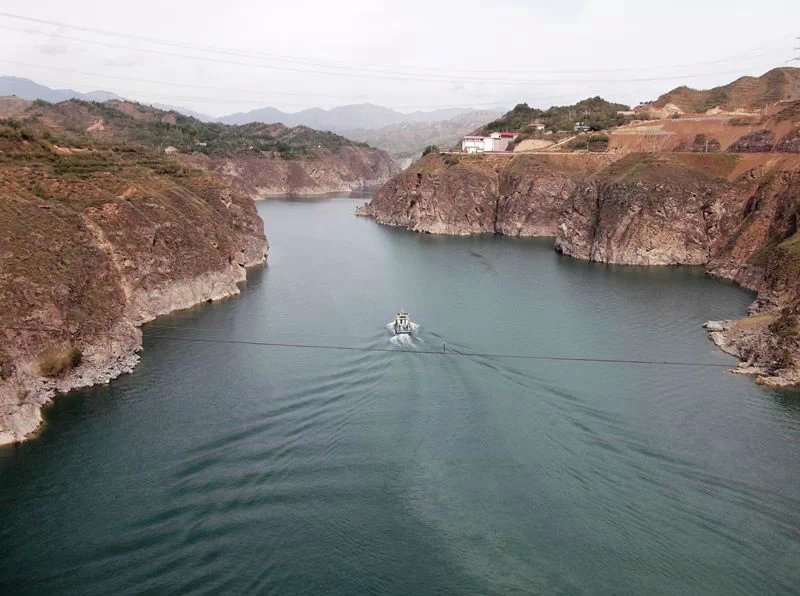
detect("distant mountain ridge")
(150, 103), (217, 122)
(0, 75), (122, 104)
(343, 109), (503, 163)
(0, 76), (487, 132)
(217, 103), (478, 131)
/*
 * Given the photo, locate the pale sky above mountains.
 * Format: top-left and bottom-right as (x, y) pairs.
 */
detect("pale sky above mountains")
(0, 0), (797, 116)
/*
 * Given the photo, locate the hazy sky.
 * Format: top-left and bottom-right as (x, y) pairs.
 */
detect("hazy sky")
(1, 0), (798, 116)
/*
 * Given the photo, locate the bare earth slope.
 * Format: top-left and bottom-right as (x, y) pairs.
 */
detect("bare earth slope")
(651, 67), (799, 113)
(610, 100), (800, 154)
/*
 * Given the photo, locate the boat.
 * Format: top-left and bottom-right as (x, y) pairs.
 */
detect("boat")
(393, 310), (413, 335)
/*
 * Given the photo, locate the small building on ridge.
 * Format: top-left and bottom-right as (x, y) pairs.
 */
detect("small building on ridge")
(461, 132), (519, 153)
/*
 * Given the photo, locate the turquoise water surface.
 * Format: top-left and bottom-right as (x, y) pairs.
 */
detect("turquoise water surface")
(2, 197), (799, 595)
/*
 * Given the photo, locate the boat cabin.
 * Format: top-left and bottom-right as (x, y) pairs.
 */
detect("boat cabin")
(394, 310), (412, 334)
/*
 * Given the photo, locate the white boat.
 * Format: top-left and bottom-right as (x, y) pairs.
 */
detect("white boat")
(393, 310), (413, 335)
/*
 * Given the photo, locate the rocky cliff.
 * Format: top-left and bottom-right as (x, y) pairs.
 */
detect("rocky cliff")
(363, 153), (616, 235)
(552, 154), (742, 265)
(0, 127), (267, 445)
(177, 146), (397, 197)
(363, 151), (800, 387)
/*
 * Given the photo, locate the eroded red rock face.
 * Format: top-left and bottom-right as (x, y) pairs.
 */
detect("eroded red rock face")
(366, 153), (615, 236)
(366, 156), (500, 234)
(728, 130), (776, 153)
(553, 154), (743, 266)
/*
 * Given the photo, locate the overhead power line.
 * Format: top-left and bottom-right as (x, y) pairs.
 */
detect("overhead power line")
(0, 19), (787, 87)
(0, 59), (563, 111)
(0, 59), (371, 102)
(0, 11), (792, 77)
(145, 334), (734, 368)
(0, 325), (733, 369)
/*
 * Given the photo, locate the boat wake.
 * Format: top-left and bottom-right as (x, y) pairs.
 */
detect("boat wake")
(389, 333), (419, 347)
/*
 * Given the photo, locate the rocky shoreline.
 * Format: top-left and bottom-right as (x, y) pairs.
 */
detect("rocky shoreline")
(1, 259), (266, 446)
(361, 152), (800, 388)
(0, 151), (268, 445)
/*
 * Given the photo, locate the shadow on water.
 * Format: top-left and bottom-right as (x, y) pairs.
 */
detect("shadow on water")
(767, 385), (800, 414)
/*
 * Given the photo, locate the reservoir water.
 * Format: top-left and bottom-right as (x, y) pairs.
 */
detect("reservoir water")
(2, 197), (800, 595)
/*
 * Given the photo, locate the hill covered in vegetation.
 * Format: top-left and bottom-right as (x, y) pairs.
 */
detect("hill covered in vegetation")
(476, 97), (630, 135)
(19, 99), (369, 158)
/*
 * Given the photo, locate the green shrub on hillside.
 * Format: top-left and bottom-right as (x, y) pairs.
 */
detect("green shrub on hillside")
(38, 345), (82, 377)
(31, 183), (48, 199)
(569, 133), (609, 152)
(770, 315), (798, 338)
(698, 90), (730, 113)
(52, 154), (120, 178)
(0, 118), (36, 141)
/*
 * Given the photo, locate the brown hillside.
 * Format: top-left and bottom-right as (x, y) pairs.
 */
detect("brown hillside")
(2, 99), (398, 196)
(651, 67), (799, 113)
(0, 123), (268, 444)
(0, 96), (31, 118)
